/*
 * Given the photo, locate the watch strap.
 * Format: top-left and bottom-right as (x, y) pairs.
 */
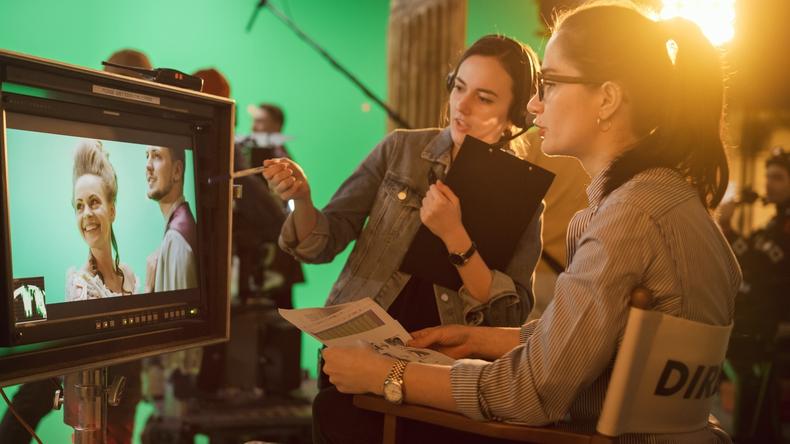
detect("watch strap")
(449, 241), (477, 266)
(387, 359), (408, 384)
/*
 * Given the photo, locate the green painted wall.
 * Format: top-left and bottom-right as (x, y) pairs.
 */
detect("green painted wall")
(0, 1), (542, 442)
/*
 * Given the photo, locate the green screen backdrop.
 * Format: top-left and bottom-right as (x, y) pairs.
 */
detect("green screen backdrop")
(0, 0), (542, 442)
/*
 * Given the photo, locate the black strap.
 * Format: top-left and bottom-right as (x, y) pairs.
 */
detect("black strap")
(541, 251), (564, 275)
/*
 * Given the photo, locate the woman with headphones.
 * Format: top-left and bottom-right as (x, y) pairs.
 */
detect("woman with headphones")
(320, 1), (739, 442)
(263, 35), (543, 443)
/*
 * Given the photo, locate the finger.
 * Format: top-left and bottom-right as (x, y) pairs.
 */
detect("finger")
(429, 183), (451, 203)
(419, 206), (429, 224)
(261, 166), (276, 180)
(271, 168), (294, 183)
(275, 176), (298, 194)
(409, 326), (439, 338)
(421, 193), (435, 209)
(407, 329), (442, 348)
(322, 347), (338, 363)
(426, 185), (440, 200)
(435, 180), (459, 206)
(262, 162), (286, 180)
(630, 287), (653, 310)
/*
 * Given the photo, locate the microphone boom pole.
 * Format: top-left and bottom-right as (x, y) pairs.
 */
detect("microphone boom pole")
(246, 0), (412, 129)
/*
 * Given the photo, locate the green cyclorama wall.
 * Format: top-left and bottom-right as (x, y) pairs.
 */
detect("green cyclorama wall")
(0, 0), (542, 442)
(0, 1), (389, 442)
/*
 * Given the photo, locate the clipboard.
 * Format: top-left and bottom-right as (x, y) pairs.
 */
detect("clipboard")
(399, 136), (555, 290)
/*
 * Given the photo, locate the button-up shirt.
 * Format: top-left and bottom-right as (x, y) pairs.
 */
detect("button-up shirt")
(451, 167), (741, 443)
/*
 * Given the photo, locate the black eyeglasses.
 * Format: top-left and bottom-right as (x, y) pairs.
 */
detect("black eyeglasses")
(537, 72), (602, 101)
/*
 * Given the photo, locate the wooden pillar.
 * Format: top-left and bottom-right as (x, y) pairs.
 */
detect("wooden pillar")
(388, 0), (467, 131)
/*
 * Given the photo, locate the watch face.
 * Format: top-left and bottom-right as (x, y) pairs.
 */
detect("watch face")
(383, 380), (403, 403)
(449, 253), (464, 266)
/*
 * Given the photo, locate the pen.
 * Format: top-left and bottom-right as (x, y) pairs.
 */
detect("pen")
(207, 165), (267, 184)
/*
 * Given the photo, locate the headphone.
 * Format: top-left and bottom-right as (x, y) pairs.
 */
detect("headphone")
(766, 146), (790, 175)
(445, 35), (540, 132)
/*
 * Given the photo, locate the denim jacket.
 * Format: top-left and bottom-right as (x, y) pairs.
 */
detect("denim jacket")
(279, 128), (543, 327)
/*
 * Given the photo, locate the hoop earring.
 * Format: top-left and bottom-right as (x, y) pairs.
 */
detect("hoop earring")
(597, 117), (612, 132)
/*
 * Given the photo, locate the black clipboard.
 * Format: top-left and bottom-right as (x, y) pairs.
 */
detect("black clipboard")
(399, 136), (555, 290)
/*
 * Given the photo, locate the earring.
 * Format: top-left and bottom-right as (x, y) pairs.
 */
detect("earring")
(597, 116), (612, 132)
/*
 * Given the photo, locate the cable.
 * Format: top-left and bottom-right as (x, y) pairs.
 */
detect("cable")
(0, 387), (44, 444)
(246, 1), (413, 129)
(280, 0), (294, 21)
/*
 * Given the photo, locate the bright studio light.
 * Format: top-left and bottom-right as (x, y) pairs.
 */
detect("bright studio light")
(660, 0), (736, 46)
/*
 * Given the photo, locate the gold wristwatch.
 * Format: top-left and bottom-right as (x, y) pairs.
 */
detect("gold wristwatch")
(382, 359), (408, 404)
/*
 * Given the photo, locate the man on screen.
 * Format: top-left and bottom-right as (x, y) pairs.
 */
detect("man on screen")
(145, 146), (197, 292)
(143, 146), (200, 418)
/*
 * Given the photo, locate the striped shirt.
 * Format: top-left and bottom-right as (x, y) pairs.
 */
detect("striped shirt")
(450, 168), (741, 443)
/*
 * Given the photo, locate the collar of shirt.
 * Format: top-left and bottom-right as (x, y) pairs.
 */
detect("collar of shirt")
(162, 196), (186, 229)
(585, 164), (612, 208)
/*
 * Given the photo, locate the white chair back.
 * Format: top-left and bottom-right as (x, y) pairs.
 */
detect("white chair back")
(597, 308), (732, 436)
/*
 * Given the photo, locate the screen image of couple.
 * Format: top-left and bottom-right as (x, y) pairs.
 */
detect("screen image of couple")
(6, 128), (198, 318)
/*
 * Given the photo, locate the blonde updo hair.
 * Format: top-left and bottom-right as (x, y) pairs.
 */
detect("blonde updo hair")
(73, 140), (118, 204)
(72, 140), (124, 282)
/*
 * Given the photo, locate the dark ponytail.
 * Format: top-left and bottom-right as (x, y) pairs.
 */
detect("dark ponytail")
(554, 2), (729, 209)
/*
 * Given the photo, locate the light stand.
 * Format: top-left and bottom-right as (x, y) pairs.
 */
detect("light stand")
(61, 368), (126, 444)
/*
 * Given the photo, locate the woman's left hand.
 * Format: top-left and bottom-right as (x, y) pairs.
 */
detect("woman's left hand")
(322, 342), (394, 395)
(420, 180), (464, 243)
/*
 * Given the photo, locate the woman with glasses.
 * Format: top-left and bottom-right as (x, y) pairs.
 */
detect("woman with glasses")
(322, 1), (740, 442)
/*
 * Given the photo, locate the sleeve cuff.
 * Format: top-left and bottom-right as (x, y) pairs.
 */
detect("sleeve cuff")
(458, 270), (520, 325)
(519, 319), (539, 343)
(278, 209), (331, 262)
(450, 358), (491, 421)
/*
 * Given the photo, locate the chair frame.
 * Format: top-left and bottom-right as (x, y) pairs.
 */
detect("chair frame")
(353, 394), (615, 444)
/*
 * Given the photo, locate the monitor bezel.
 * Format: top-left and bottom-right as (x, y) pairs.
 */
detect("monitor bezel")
(0, 49), (233, 386)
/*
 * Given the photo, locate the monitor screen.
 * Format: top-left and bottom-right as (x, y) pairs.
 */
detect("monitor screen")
(6, 112), (201, 336)
(0, 49), (232, 385)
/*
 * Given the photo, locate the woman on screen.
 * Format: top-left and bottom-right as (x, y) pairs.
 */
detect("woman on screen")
(66, 140), (137, 300)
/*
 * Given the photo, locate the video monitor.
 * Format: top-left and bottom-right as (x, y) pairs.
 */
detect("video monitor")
(0, 50), (233, 385)
(7, 118), (199, 332)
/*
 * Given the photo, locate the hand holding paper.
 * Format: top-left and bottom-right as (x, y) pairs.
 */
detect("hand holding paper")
(322, 342), (392, 395)
(278, 297), (455, 365)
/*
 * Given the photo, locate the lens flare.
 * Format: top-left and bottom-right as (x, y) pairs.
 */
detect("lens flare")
(660, 0), (736, 46)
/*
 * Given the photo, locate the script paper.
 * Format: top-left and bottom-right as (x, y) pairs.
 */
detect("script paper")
(279, 298), (454, 365)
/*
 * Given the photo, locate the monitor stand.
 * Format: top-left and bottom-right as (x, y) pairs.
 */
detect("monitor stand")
(63, 368), (126, 444)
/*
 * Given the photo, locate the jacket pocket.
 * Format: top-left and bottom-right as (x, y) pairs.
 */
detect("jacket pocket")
(374, 171), (422, 238)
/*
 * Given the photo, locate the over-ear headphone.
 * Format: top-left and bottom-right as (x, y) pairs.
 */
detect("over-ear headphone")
(766, 146), (790, 174)
(446, 35), (539, 131)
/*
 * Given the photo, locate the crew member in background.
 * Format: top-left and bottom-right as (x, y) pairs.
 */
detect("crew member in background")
(718, 147), (790, 444)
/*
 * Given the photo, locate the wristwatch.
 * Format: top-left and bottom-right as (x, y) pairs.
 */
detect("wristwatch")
(382, 359), (408, 404)
(448, 242), (477, 267)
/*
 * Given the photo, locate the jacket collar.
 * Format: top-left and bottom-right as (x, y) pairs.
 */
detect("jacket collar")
(420, 127), (454, 167)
